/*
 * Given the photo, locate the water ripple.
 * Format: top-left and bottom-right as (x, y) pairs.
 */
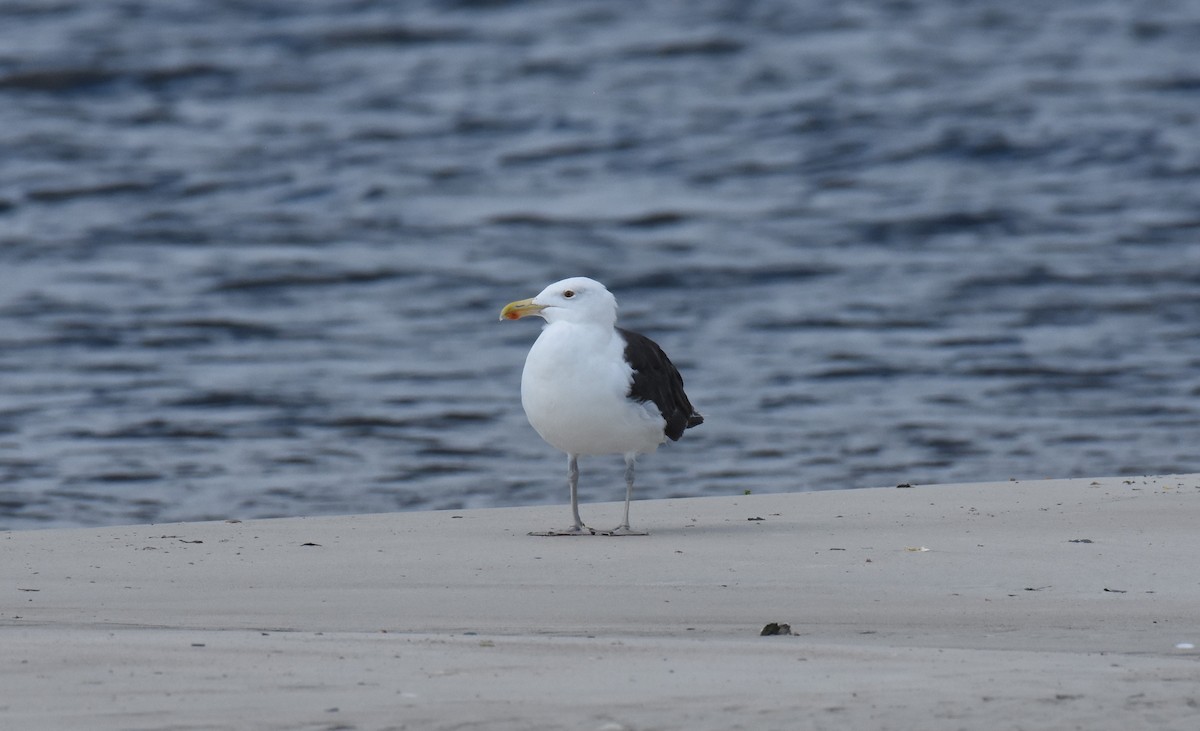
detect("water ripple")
(1, 0), (1197, 529)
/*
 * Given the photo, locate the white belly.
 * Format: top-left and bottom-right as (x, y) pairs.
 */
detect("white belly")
(521, 322), (665, 456)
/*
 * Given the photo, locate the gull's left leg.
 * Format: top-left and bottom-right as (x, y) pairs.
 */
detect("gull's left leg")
(529, 453), (595, 536)
(609, 451), (648, 535)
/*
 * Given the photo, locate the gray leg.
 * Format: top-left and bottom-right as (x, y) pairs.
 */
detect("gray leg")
(605, 454), (647, 536)
(529, 453), (594, 536)
(568, 454), (584, 530)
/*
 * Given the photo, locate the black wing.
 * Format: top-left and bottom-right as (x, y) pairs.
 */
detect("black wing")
(618, 327), (704, 441)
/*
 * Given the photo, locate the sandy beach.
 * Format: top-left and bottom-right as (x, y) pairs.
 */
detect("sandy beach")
(3, 474), (1199, 730)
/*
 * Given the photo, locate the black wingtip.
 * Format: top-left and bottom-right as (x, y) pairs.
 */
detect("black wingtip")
(664, 411), (703, 441)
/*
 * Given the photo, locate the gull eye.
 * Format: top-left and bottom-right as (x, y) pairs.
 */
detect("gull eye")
(563, 290), (575, 298)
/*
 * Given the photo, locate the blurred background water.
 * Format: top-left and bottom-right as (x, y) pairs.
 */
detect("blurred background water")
(1, 0), (1198, 530)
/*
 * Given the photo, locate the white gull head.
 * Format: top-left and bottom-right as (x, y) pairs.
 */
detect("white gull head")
(499, 276), (618, 329)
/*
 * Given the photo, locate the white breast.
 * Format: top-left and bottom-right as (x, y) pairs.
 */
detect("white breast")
(520, 321), (666, 456)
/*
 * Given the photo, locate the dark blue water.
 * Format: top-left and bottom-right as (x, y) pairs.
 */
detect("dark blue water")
(2, 0), (1198, 529)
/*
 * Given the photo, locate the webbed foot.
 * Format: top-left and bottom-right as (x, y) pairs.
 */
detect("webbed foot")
(528, 525), (597, 537)
(598, 525), (648, 536)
